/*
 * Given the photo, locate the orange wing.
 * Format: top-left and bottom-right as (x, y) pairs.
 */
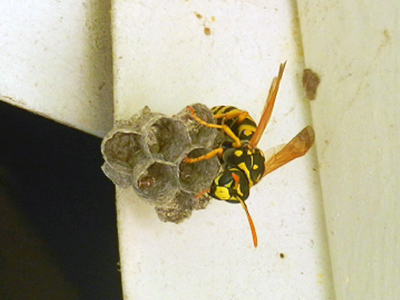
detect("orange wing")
(249, 61), (287, 149)
(263, 126), (315, 177)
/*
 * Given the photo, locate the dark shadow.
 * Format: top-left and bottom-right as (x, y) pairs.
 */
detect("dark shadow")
(0, 100), (121, 300)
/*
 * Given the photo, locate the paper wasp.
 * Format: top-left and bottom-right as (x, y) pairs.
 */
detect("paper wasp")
(185, 62), (315, 247)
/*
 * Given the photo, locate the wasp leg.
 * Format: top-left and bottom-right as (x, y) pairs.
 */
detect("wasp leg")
(185, 147), (224, 163)
(195, 189), (210, 199)
(187, 106), (242, 147)
(213, 110), (249, 124)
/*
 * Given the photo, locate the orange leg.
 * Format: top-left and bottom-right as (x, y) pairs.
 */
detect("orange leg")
(213, 110), (249, 123)
(185, 147), (223, 163)
(195, 189), (210, 199)
(187, 106), (242, 147)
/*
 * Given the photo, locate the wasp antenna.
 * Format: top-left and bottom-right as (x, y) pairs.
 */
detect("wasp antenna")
(249, 61), (287, 148)
(238, 199), (258, 247)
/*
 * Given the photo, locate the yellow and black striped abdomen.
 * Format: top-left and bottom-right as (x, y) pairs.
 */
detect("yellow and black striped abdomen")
(211, 106), (257, 142)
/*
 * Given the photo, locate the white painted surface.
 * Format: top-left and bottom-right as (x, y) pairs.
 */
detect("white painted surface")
(297, 0), (400, 299)
(112, 1), (334, 299)
(0, 1), (113, 137)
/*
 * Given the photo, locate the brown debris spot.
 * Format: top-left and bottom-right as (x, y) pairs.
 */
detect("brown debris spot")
(302, 69), (321, 100)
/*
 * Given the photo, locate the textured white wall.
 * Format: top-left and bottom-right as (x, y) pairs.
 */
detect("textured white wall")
(0, 1), (348, 299)
(0, 1), (113, 137)
(112, 0), (334, 299)
(297, 0), (400, 299)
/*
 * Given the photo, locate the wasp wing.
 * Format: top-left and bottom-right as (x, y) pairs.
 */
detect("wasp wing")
(249, 61), (287, 148)
(263, 126), (315, 177)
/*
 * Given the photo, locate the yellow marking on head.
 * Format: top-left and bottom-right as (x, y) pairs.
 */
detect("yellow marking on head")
(235, 150), (243, 157)
(238, 162), (253, 186)
(214, 186), (231, 200)
(215, 174), (233, 187)
(247, 150), (252, 156)
(253, 164), (259, 170)
(227, 181), (233, 187)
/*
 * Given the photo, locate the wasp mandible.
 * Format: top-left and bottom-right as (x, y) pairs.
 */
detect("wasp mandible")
(185, 62), (315, 247)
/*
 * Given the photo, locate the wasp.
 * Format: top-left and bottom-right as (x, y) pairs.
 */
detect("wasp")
(185, 62), (315, 247)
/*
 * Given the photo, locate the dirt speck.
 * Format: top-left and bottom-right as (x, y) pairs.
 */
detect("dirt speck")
(302, 69), (321, 100)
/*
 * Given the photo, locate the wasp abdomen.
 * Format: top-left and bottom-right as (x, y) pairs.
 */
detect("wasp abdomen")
(212, 106), (258, 142)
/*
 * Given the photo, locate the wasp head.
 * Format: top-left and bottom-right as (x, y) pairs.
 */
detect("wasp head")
(209, 167), (250, 202)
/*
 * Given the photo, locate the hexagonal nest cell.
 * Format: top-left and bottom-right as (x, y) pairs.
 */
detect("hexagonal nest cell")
(101, 104), (221, 223)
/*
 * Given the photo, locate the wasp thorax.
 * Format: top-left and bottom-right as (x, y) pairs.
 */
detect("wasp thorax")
(222, 144), (266, 187)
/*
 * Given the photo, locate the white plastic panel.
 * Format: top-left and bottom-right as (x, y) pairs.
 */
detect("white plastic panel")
(0, 1), (113, 137)
(297, 0), (400, 299)
(112, 1), (334, 299)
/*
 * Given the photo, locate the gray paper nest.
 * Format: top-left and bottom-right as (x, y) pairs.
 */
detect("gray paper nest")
(101, 104), (221, 223)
